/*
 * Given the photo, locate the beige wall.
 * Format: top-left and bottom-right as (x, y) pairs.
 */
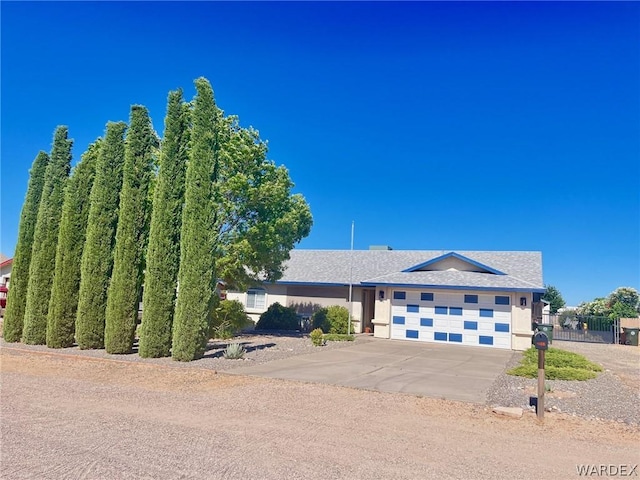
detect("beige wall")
(373, 286), (391, 338)
(511, 292), (534, 351)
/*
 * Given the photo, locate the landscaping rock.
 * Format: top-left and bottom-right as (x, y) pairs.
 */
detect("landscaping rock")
(493, 406), (523, 418)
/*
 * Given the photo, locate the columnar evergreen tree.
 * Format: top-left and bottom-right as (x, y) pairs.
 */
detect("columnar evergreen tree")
(139, 90), (189, 358)
(172, 78), (219, 362)
(76, 122), (127, 349)
(105, 107), (157, 354)
(46, 140), (100, 348)
(2, 152), (50, 342)
(22, 127), (72, 344)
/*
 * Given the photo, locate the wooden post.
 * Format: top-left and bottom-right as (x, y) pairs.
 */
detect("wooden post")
(537, 348), (545, 420)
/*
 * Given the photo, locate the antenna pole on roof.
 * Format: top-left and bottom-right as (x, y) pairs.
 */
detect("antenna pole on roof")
(348, 221), (354, 336)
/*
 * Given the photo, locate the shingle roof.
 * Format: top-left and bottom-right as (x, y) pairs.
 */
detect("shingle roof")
(277, 249), (544, 291)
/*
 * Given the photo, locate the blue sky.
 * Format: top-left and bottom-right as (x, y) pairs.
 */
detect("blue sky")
(1, 1), (638, 306)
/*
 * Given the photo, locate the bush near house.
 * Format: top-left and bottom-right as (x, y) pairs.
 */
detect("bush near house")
(311, 305), (354, 334)
(256, 302), (299, 330)
(209, 299), (252, 339)
(508, 347), (603, 381)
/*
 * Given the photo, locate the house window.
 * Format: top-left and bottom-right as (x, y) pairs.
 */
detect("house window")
(435, 306), (448, 315)
(495, 296), (510, 305)
(421, 292), (434, 301)
(495, 323), (510, 333)
(393, 316), (405, 325)
(449, 307), (463, 316)
(407, 304), (419, 313)
(479, 308), (494, 318)
(246, 289), (266, 309)
(464, 295), (478, 304)
(393, 291), (406, 300)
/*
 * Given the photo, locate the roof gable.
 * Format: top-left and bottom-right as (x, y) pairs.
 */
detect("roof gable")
(403, 252), (506, 276)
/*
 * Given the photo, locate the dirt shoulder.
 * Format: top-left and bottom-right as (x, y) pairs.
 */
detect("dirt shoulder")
(2, 347), (638, 480)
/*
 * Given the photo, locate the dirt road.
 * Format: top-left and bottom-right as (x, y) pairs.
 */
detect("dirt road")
(1, 347), (638, 480)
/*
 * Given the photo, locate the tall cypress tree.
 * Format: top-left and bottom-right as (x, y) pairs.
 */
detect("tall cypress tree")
(105, 106), (156, 354)
(2, 152), (50, 342)
(139, 90), (189, 358)
(22, 127), (72, 344)
(76, 122), (127, 349)
(46, 140), (100, 348)
(172, 78), (219, 361)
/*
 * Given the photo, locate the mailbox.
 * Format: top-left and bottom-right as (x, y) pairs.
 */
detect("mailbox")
(533, 331), (549, 350)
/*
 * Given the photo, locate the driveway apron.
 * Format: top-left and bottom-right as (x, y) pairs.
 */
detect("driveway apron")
(227, 337), (513, 403)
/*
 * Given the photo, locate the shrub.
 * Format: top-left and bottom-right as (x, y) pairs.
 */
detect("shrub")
(223, 342), (246, 359)
(255, 302), (299, 330)
(209, 299), (251, 339)
(311, 308), (331, 333)
(326, 305), (354, 334)
(310, 328), (324, 346)
(508, 347), (602, 381)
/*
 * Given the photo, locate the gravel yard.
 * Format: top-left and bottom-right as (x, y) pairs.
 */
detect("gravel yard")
(2, 343), (639, 480)
(486, 341), (640, 425)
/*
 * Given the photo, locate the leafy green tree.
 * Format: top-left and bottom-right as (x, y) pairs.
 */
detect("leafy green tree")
(46, 140), (100, 348)
(76, 122), (127, 349)
(607, 287), (639, 313)
(542, 284), (565, 315)
(105, 107), (157, 354)
(578, 297), (609, 317)
(2, 152), (50, 342)
(171, 77), (312, 361)
(212, 116), (312, 290)
(22, 127), (72, 344)
(139, 90), (189, 358)
(172, 78), (219, 361)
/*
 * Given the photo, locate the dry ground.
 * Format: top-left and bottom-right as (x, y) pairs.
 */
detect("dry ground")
(1, 347), (638, 480)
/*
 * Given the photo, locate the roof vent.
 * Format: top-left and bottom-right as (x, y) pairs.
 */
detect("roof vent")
(369, 245), (393, 251)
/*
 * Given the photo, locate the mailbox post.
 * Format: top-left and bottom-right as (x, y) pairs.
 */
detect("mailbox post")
(533, 331), (549, 420)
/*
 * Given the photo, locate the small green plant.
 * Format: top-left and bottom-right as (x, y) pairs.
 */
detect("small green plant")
(323, 334), (355, 342)
(508, 347), (603, 381)
(223, 342), (246, 359)
(310, 328), (325, 346)
(545, 381), (553, 392)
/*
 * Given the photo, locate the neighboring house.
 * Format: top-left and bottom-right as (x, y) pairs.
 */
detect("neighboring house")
(0, 255), (12, 288)
(0, 255), (12, 310)
(227, 248), (545, 351)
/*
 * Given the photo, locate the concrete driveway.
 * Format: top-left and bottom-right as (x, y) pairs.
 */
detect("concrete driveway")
(227, 337), (514, 403)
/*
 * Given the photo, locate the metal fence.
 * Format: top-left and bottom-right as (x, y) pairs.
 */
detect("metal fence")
(541, 314), (619, 344)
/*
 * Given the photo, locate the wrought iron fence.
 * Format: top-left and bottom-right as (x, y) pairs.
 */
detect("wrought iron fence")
(540, 314), (619, 344)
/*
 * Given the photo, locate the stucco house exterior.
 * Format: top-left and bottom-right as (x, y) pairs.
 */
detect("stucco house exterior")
(227, 248), (545, 351)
